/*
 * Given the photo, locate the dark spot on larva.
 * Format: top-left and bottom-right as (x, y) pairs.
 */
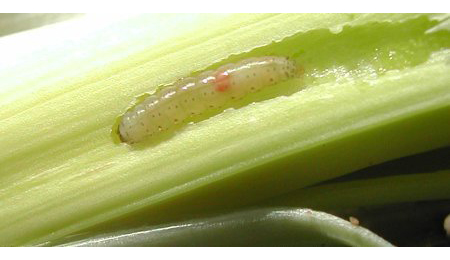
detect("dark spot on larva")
(174, 119), (178, 123)
(209, 105), (214, 108)
(152, 114), (155, 118)
(184, 99), (188, 103)
(210, 91), (214, 94)
(192, 98), (195, 101)
(204, 92), (207, 96)
(253, 73), (256, 76)
(146, 129), (149, 133)
(158, 112), (161, 116)
(270, 78), (274, 82)
(231, 96), (236, 99)
(158, 126), (162, 131)
(273, 67), (276, 71)
(232, 81), (236, 85)
(175, 105), (178, 108)
(140, 122), (144, 126)
(285, 72), (289, 77)
(168, 106), (171, 110)
(250, 87), (255, 90)
(246, 75), (250, 78)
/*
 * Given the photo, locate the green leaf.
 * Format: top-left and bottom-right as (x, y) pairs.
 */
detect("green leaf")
(264, 170), (450, 210)
(56, 208), (393, 247)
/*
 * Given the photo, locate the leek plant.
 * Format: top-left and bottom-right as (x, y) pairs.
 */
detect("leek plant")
(0, 14), (449, 246)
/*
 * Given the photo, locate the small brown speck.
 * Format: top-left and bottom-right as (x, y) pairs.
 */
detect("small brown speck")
(444, 214), (450, 235)
(349, 216), (360, 226)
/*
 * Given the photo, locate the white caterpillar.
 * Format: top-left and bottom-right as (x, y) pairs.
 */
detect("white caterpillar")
(118, 56), (302, 144)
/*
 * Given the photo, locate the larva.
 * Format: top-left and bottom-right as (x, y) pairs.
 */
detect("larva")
(118, 56), (301, 144)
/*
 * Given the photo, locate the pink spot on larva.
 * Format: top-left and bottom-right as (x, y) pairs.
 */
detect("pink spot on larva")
(214, 71), (230, 92)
